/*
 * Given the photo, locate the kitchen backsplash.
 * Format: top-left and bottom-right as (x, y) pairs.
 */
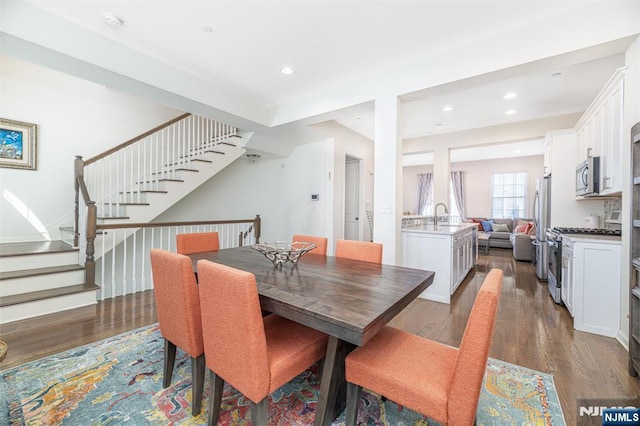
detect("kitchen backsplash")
(604, 196), (622, 231)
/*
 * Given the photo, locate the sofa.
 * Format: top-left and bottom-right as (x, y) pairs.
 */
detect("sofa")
(466, 217), (536, 261)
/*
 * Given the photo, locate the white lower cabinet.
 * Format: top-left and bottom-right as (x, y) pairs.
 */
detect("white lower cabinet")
(571, 238), (621, 337)
(401, 228), (475, 304)
(561, 239), (574, 316)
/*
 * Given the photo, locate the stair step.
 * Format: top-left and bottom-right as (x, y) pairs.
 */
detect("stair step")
(205, 149), (225, 155)
(0, 240), (77, 257)
(103, 202), (151, 206)
(1, 267), (85, 296)
(0, 241), (80, 271)
(0, 283), (99, 307)
(97, 216), (130, 220)
(218, 142), (237, 147)
(192, 158), (213, 163)
(0, 264), (84, 280)
(0, 283), (100, 326)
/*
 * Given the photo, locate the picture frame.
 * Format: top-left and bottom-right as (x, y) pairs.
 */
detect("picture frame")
(0, 118), (37, 170)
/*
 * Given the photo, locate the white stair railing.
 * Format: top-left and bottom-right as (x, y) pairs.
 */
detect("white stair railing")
(73, 113), (245, 294)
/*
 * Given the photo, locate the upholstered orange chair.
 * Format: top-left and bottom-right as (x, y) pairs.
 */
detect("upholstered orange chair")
(150, 249), (205, 416)
(344, 269), (504, 426)
(292, 234), (328, 255)
(176, 232), (220, 255)
(197, 260), (329, 425)
(335, 239), (383, 264)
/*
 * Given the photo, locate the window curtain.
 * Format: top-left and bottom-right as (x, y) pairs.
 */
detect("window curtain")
(417, 173), (433, 215)
(451, 170), (466, 220)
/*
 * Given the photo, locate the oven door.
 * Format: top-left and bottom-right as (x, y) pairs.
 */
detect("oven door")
(546, 236), (562, 304)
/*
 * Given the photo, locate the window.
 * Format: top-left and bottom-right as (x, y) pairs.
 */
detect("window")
(491, 172), (527, 219)
(449, 184), (460, 222)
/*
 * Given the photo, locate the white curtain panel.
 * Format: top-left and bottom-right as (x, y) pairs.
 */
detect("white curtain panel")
(451, 170), (466, 220)
(417, 173), (433, 215)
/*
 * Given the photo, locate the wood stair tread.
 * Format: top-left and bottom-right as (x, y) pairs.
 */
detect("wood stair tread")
(0, 264), (84, 280)
(0, 241), (77, 257)
(205, 149), (225, 154)
(0, 283), (100, 307)
(97, 216), (130, 220)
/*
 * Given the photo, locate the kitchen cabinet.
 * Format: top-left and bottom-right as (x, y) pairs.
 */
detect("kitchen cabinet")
(570, 236), (621, 337)
(401, 224), (476, 304)
(561, 238), (574, 316)
(574, 67), (626, 195)
(629, 121), (640, 377)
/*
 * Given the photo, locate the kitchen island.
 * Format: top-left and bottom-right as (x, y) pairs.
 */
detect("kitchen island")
(401, 222), (477, 304)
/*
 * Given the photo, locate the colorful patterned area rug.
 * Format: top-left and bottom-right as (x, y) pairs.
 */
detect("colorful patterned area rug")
(0, 324), (565, 425)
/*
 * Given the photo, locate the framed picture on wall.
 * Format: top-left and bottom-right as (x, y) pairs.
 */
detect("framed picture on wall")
(0, 118), (37, 170)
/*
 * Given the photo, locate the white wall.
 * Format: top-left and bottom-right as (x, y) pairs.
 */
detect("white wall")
(156, 139), (336, 248)
(403, 155), (543, 218)
(0, 55), (180, 242)
(619, 35), (640, 346)
(313, 122), (375, 247)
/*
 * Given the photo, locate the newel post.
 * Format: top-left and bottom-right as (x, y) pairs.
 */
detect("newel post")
(254, 214), (261, 244)
(85, 201), (97, 286)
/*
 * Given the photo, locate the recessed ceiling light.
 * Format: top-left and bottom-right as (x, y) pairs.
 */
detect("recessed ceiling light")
(442, 106), (453, 112)
(103, 12), (123, 29)
(512, 149), (521, 153)
(202, 26), (213, 33)
(505, 109), (517, 115)
(552, 72), (563, 77)
(280, 66), (295, 75)
(435, 122), (444, 127)
(504, 92), (517, 99)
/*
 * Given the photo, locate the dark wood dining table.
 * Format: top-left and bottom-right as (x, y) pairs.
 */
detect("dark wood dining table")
(188, 246), (435, 426)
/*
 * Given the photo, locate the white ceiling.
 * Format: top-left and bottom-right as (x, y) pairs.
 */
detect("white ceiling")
(6, 0), (639, 151)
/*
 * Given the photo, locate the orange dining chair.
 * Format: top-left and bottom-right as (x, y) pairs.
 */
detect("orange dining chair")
(344, 268), (504, 426)
(176, 232), (220, 255)
(291, 234), (328, 255)
(196, 259), (329, 425)
(335, 239), (383, 264)
(150, 249), (205, 416)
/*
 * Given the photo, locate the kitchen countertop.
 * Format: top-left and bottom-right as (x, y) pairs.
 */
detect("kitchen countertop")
(401, 222), (477, 235)
(561, 233), (622, 244)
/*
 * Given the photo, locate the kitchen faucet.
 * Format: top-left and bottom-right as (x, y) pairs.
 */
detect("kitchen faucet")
(434, 203), (449, 227)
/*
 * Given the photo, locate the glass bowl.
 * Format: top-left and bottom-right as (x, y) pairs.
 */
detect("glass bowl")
(251, 241), (317, 267)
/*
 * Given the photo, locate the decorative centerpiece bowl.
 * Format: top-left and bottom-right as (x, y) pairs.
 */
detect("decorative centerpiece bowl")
(251, 241), (317, 267)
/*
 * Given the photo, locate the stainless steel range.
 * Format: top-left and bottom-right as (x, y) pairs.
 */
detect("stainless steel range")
(545, 227), (622, 304)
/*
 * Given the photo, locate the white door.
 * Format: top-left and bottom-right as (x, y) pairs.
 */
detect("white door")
(344, 159), (360, 240)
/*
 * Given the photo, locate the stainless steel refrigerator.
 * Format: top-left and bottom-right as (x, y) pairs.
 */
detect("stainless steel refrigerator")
(533, 174), (551, 280)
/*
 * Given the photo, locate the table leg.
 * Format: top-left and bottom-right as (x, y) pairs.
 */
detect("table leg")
(314, 336), (356, 426)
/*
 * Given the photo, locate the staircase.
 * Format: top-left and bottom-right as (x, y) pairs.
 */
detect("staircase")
(0, 241), (99, 323)
(0, 113), (250, 324)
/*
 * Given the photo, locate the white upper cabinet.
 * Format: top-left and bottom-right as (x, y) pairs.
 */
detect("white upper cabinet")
(575, 67), (626, 196)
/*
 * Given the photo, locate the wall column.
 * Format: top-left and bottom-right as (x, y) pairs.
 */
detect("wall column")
(373, 96), (402, 265)
(432, 145), (450, 210)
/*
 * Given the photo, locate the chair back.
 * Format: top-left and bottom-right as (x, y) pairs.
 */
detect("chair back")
(335, 239), (383, 264)
(176, 232), (220, 255)
(292, 234), (328, 255)
(150, 249), (204, 357)
(447, 268), (503, 425)
(197, 260), (270, 402)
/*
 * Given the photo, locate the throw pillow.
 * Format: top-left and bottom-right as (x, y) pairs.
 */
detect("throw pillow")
(527, 222), (536, 235)
(472, 218), (484, 231)
(492, 223), (510, 232)
(514, 224), (528, 233)
(480, 220), (494, 232)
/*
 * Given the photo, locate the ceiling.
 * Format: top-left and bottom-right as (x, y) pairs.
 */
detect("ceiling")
(5, 0), (639, 153)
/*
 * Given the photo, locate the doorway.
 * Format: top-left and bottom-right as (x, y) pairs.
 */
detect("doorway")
(344, 156), (360, 240)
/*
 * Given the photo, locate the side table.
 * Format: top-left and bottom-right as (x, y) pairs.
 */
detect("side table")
(477, 232), (490, 256)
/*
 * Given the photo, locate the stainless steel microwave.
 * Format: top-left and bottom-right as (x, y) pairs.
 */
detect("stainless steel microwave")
(576, 156), (600, 196)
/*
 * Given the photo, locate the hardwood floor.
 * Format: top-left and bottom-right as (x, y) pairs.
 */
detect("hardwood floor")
(1, 249), (638, 424)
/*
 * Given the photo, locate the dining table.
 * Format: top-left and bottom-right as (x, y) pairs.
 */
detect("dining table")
(188, 245), (435, 426)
